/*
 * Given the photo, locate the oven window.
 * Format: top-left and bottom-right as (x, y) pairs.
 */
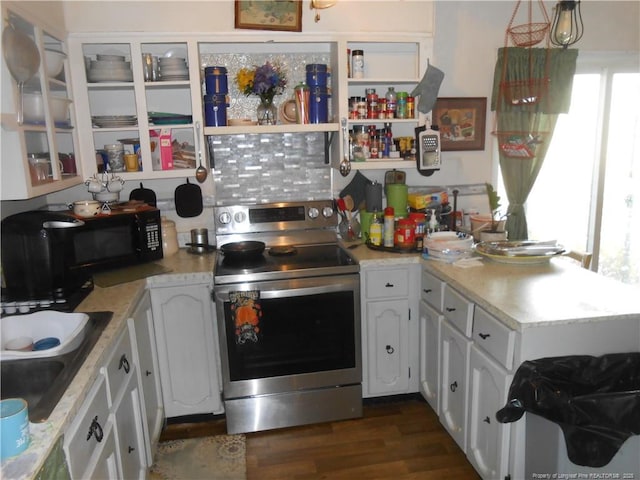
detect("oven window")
(223, 291), (356, 381)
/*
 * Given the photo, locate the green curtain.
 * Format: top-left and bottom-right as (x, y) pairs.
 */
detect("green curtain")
(491, 47), (578, 240)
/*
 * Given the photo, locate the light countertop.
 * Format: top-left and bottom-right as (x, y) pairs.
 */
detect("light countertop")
(1, 249), (214, 480)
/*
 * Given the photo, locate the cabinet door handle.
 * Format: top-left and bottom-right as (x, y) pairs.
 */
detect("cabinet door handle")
(445, 307), (456, 312)
(479, 333), (491, 339)
(483, 416), (491, 424)
(86, 416), (104, 443)
(119, 354), (130, 374)
(450, 381), (458, 392)
(128, 446), (136, 454)
(145, 370), (152, 376)
(385, 345), (395, 354)
(385, 282), (394, 288)
(423, 288), (432, 293)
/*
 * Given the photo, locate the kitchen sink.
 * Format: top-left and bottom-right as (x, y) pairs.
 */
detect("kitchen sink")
(0, 311), (113, 423)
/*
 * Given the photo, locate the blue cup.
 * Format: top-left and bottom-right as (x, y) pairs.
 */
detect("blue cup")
(309, 86), (330, 124)
(1, 398), (30, 460)
(204, 94), (229, 127)
(205, 66), (228, 95)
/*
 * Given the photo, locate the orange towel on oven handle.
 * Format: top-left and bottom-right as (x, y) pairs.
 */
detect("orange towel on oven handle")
(229, 290), (262, 344)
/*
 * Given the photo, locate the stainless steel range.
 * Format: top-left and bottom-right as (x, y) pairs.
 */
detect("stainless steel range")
(213, 200), (362, 434)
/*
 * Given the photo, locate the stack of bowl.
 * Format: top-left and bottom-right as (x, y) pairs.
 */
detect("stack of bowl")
(159, 57), (188, 81)
(87, 54), (133, 83)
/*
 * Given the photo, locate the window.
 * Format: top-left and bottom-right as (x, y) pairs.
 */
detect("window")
(526, 53), (640, 286)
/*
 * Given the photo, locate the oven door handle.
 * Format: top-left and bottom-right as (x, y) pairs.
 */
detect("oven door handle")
(259, 284), (352, 299)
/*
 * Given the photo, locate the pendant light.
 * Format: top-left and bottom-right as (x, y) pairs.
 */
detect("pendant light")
(550, 0), (584, 48)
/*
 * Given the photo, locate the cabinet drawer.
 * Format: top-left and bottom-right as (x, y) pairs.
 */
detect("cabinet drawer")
(104, 328), (135, 403)
(473, 307), (515, 370)
(365, 268), (410, 298)
(421, 270), (445, 311)
(64, 374), (110, 479)
(443, 285), (474, 337)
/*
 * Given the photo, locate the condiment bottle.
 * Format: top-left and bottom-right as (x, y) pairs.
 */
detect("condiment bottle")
(383, 207), (395, 247)
(369, 209), (383, 246)
(385, 87), (397, 118)
(395, 218), (415, 250)
(352, 49), (365, 79)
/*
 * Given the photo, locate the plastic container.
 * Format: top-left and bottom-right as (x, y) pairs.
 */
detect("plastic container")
(369, 210), (383, 246)
(351, 50), (364, 78)
(161, 217), (179, 256)
(394, 218), (415, 249)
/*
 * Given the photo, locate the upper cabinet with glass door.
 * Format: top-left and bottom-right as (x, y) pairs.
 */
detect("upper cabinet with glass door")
(68, 36), (199, 179)
(1, 4), (82, 200)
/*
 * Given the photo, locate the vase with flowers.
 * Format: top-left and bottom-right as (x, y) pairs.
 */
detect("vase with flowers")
(236, 61), (287, 125)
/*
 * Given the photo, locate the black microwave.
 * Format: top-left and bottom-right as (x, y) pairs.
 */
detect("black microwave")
(1, 208), (163, 301)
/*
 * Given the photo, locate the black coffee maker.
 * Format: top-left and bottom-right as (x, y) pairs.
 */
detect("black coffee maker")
(1, 211), (91, 308)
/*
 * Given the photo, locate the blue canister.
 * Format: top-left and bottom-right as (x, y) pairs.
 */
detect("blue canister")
(204, 66), (228, 95)
(305, 64), (328, 87)
(1, 398), (30, 460)
(309, 86), (330, 124)
(204, 94), (228, 127)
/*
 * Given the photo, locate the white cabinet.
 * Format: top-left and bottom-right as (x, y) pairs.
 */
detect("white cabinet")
(128, 291), (164, 466)
(1, 4), (82, 200)
(439, 318), (471, 451)
(361, 264), (419, 397)
(68, 36), (201, 180)
(419, 270), (445, 413)
(419, 300), (442, 413)
(150, 281), (223, 417)
(467, 345), (512, 480)
(64, 326), (147, 479)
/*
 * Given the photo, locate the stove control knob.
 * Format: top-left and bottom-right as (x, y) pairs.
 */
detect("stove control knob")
(308, 207), (319, 219)
(322, 206), (334, 218)
(234, 212), (246, 224)
(218, 212), (232, 224)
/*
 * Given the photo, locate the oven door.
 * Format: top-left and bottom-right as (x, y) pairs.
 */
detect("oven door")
(214, 273), (361, 399)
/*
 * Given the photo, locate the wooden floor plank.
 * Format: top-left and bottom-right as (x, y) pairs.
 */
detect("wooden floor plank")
(160, 395), (481, 479)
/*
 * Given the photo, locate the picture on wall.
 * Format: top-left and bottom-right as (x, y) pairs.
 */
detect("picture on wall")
(433, 97), (487, 151)
(234, 0), (303, 32)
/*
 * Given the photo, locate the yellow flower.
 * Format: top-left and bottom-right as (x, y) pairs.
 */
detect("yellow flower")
(236, 68), (255, 96)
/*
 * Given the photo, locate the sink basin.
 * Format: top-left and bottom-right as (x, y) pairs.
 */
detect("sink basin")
(0, 311), (112, 422)
(1, 311), (90, 360)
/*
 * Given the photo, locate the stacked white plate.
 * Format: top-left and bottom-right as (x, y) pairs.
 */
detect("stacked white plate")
(92, 115), (138, 128)
(423, 232), (474, 262)
(88, 54), (133, 83)
(158, 57), (189, 81)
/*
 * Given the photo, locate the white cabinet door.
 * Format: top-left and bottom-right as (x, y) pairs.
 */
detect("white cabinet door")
(83, 423), (119, 480)
(419, 299), (442, 413)
(365, 298), (410, 396)
(128, 291), (163, 465)
(113, 373), (146, 480)
(150, 283), (223, 417)
(439, 319), (471, 452)
(468, 345), (512, 480)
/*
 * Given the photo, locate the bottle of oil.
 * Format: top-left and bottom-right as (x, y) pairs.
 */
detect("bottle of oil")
(369, 209), (383, 246)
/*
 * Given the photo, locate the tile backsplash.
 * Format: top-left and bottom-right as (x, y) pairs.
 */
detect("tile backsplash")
(210, 133), (331, 204)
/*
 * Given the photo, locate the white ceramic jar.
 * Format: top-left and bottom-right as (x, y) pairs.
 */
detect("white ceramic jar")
(70, 200), (101, 217)
(161, 217), (179, 256)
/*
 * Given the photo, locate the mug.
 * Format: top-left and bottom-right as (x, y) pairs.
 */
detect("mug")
(107, 176), (124, 193)
(1, 398), (30, 460)
(59, 153), (77, 175)
(85, 177), (103, 193)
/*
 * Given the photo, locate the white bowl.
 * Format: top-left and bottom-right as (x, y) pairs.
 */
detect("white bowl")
(44, 49), (66, 78)
(22, 93), (72, 123)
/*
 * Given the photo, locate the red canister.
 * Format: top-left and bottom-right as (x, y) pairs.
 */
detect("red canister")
(394, 218), (415, 249)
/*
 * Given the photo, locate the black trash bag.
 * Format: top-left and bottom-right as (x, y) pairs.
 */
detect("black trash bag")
(496, 353), (640, 468)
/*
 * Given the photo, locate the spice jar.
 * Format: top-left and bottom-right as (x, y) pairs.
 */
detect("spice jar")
(161, 217), (179, 256)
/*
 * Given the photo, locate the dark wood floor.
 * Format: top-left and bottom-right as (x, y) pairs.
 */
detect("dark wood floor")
(160, 395), (480, 480)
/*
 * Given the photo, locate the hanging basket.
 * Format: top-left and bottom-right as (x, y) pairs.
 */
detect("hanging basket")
(492, 131), (549, 159)
(508, 22), (550, 47)
(499, 77), (550, 106)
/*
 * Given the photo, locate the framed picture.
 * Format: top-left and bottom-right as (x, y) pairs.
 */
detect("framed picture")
(234, 0), (303, 32)
(433, 97), (487, 151)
